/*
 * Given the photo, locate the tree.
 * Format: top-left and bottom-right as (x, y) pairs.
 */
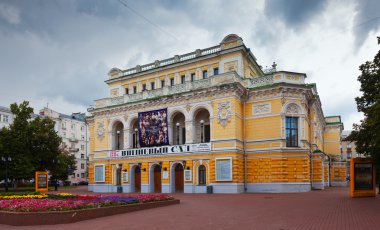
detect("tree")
(50, 150), (77, 190)
(0, 101), (68, 190)
(346, 37), (380, 193)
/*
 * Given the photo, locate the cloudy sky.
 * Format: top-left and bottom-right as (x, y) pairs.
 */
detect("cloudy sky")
(0, 0), (379, 129)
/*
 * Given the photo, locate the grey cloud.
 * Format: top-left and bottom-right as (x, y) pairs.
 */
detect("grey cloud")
(353, 0), (380, 48)
(264, 0), (327, 29)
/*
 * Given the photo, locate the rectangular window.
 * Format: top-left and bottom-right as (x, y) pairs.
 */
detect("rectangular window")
(81, 173), (85, 178)
(3, 115), (9, 123)
(81, 145), (84, 150)
(191, 73), (195, 82)
(71, 123), (75, 130)
(81, 135), (84, 140)
(94, 165), (105, 182)
(125, 88), (129, 95)
(202, 70), (208, 79)
(151, 82), (155, 90)
(81, 163), (85, 169)
(142, 84), (147, 91)
(215, 158), (232, 181)
(81, 126), (84, 132)
(133, 86), (137, 94)
(286, 117), (298, 147)
(213, 67), (219, 75)
(81, 153), (84, 158)
(63, 132), (66, 137)
(170, 78), (175, 86)
(161, 79), (165, 87)
(181, 75), (186, 84)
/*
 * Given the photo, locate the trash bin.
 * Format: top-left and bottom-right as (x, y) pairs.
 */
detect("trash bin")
(117, 186), (123, 193)
(207, 185), (213, 194)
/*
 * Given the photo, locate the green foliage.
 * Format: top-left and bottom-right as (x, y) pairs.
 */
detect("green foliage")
(50, 150), (77, 182)
(346, 37), (380, 162)
(0, 101), (76, 182)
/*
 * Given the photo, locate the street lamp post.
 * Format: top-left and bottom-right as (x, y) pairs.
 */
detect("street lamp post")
(1, 156), (12, 192)
(200, 120), (204, 143)
(134, 128), (138, 148)
(116, 130), (121, 150)
(52, 159), (60, 191)
(176, 123), (180, 145)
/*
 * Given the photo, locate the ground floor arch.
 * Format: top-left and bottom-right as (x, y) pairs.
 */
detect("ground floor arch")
(150, 164), (162, 193)
(170, 163), (184, 193)
(130, 165), (141, 193)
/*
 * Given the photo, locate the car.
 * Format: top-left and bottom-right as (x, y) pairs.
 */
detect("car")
(78, 181), (88, 185)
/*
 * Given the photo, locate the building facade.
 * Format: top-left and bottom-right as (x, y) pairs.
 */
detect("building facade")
(0, 106), (14, 129)
(39, 108), (89, 184)
(87, 34), (345, 193)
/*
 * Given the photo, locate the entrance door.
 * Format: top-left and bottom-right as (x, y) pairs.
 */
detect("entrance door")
(175, 164), (184, 193)
(116, 167), (122, 186)
(134, 166), (141, 193)
(154, 165), (162, 193)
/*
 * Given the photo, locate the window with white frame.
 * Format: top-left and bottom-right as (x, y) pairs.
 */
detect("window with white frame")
(94, 165), (105, 182)
(215, 158), (232, 181)
(3, 115), (9, 123)
(123, 172), (128, 182)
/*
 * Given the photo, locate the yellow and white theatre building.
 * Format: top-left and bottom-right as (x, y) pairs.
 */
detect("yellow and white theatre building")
(87, 34), (346, 194)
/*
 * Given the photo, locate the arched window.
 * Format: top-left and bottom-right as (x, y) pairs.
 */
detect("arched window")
(198, 165), (206, 185)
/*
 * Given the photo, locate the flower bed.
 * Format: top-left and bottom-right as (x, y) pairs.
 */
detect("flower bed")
(0, 192), (179, 225)
(0, 193), (174, 212)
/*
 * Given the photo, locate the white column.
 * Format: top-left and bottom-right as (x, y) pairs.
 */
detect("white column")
(108, 131), (114, 150)
(123, 128), (130, 149)
(168, 123), (173, 145)
(186, 120), (194, 144)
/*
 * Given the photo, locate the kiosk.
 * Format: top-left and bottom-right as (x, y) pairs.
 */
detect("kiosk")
(35, 171), (49, 193)
(350, 158), (376, 197)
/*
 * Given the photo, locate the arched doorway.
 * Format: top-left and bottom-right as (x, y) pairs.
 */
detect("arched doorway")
(151, 164), (162, 193)
(130, 119), (139, 148)
(131, 165), (141, 193)
(194, 108), (211, 143)
(113, 121), (124, 150)
(174, 164), (184, 193)
(198, 165), (206, 185)
(171, 112), (186, 145)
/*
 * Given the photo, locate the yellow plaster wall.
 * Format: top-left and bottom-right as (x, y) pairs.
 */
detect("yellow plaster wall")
(246, 153), (310, 183)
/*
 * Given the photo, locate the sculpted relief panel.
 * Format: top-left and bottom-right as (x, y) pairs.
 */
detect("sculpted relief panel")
(224, 61), (238, 72)
(217, 102), (232, 127)
(252, 103), (271, 115)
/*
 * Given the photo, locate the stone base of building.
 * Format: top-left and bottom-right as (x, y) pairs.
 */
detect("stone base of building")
(331, 181), (348, 187)
(324, 182), (330, 187)
(141, 184), (150, 193)
(88, 184), (94, 192)
(209, 183), (245, 193)
(162, 183), (171, 193)
(247, 182), (311, 193)
(312, 182), (324, 190)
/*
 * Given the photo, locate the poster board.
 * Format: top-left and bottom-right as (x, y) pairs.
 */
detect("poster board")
(350, 158), (376, 197)
(138, 108), (169, 147)
(35, 171), (49, 193)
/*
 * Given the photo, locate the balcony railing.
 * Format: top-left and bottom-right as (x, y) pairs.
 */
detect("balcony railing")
(69, 138), (78, 142)
(117, 45), (221, 78)
(94, 72), (243, 109)
(93, 71), (306, 110)
(69, 147), (79, 152)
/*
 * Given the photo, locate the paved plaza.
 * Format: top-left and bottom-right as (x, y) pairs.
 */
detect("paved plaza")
(1, 187), (379, 230)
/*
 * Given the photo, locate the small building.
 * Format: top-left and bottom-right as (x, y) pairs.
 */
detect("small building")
(0, 106), (14, 129)
(39, 107), (89, 184)
(87, 34), (345, 193)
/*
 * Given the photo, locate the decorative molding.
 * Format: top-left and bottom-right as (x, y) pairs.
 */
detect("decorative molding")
(217, 102), (231, 127)
(285, 103), (300, 115)
(252, 103), (271, 115)
(96, 122), (105, 141)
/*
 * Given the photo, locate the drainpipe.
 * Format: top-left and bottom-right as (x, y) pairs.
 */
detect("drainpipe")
(243, 92), (247, 192)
